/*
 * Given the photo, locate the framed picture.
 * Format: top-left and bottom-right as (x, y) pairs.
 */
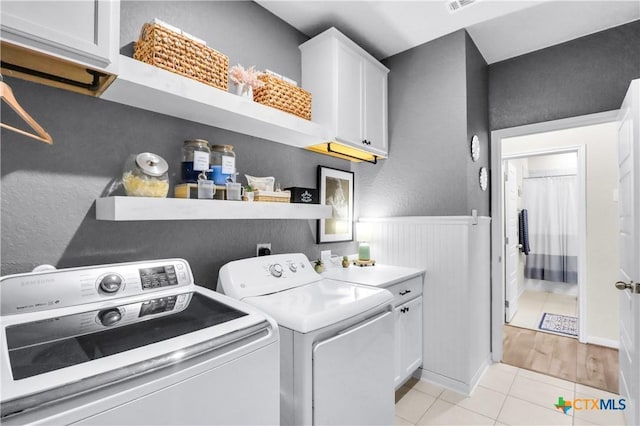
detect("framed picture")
(317, 166), (354, 243)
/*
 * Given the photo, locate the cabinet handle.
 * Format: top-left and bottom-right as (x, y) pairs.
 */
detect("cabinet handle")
(400, 307), (410, 314)
(362, 139), (371, 146)
(399, 290), (412, 296)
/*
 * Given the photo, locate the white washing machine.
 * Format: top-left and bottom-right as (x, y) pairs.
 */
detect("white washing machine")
(0, 259), (279, 425)
(217, 253), (395, 426)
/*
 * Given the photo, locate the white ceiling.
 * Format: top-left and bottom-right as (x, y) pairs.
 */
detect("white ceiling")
(256, 0), (640, 64)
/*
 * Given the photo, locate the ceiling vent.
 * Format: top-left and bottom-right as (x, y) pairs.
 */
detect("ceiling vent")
(447, 0), (477, 13)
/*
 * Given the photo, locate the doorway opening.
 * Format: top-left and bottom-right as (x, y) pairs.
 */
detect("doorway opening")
(490, 111), (621, 393)
(503, 151), (580, 340)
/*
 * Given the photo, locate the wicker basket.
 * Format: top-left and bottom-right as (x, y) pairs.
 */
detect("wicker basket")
(134, 23), (228, 91)
(253, 190), (291, 203)
(253, 75), (311, 120)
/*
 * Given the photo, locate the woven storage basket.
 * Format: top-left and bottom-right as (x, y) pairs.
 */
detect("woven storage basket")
(253, 190), (291, 203)
(253, 75), (311, 120)
(134, 23), (228, 91)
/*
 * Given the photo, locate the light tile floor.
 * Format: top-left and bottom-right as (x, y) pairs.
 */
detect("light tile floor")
(395, 363), (627, 425)
(509, 290), (578, 335)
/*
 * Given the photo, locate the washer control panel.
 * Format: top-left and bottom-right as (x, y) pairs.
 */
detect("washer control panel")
(0, 259), (194, 315)
(99, 274), (124, 293)
(139, 265), (179, 290)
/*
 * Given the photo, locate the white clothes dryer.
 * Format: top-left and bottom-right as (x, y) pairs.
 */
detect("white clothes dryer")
(217, 253), (395, 426)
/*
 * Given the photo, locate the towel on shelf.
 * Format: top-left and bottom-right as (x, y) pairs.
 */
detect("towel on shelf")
(518, 209), (531, 255)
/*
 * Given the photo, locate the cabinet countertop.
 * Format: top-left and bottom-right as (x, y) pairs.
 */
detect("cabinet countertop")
(322, 264), (425, 288)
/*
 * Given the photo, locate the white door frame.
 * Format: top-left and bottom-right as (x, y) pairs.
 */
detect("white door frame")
(501, 147), (586, 342)
(490, 110), (619, 362)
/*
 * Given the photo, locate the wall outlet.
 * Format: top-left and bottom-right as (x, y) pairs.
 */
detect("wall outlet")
(257, 243), (271, 257)
(320, 250), (331, 263)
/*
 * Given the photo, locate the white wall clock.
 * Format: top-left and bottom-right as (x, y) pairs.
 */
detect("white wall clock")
(471, 135), (480, 162)
(479, 167), (488, 191)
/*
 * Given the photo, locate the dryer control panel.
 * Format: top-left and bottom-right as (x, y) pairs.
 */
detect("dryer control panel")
(0, 259), (194, 315)
(217, 253), (320, 300)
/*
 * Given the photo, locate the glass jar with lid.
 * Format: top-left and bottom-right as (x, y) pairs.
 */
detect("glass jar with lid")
(210, 144), (236, 185)
(122, 152), (169, 197)
(181, 139), (211, 183)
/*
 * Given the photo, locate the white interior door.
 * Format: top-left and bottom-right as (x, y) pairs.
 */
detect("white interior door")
(617, 79), (640, 426)
(505, 162), (519, 322)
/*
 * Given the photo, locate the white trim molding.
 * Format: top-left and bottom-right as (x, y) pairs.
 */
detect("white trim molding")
(490, 110), (619, 363)
(587, 336), (620, 350)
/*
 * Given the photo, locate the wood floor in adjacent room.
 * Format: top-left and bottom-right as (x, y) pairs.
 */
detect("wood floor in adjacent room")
(503, 324), (619, 394)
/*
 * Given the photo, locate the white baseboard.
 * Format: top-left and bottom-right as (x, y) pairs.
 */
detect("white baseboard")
(418, 369), (471, 395)
(469, 355), (492, 394)
(586, 336), (619, 349)
(417, 356), (491, 397)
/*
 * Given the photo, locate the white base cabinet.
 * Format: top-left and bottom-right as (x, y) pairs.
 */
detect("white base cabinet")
(387, 275), (424, 388)
(395, 296), (423, 387)
(300, 27), (389, 158)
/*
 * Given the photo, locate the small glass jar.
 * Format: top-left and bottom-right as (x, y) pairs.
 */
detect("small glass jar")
(122, 152), (169, 197)
(210, 144), (236, 185)
(181, 139), (211, 183)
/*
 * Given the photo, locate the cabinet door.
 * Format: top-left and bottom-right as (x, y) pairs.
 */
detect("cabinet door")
(363, 60), (388, 156)
(335, 43), (363, 146)
(1, 0), (115, 68)
(394, 305), (403, 387)
(399, 296), (423, 381)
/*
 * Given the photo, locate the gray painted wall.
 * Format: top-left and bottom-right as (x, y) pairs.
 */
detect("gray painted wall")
(356, 31), (467, 217)
(120, 1), (304, 86)
(1, 1), (356, 287)
(489, 19), (640, 130)
(465, 32), (490, 216)
(356, 30), (490, 218)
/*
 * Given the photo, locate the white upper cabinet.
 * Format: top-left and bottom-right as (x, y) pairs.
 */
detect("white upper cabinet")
(335, 42), (363, 146)
(0, 0), (119, 71)
(300, 27), (389, 158)
(363, 60), (388, 155)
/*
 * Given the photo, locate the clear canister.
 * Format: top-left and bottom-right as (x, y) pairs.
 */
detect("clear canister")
(181, 139), (211, 183)
(122, 152), (169, 197)
(210, 144), (236, 185)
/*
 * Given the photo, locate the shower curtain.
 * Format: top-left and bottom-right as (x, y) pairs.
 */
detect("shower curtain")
(523, 175), (578, 284)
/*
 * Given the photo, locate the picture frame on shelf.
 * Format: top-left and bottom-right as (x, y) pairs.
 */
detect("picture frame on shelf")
(317, 166), (354, 243)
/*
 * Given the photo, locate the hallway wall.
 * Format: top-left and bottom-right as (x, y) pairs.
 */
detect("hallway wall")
(489, 19), (640, 130)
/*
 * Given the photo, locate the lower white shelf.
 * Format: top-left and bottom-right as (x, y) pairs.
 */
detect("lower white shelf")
(96, 197), (332, 221)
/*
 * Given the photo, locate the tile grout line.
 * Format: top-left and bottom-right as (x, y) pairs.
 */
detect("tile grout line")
(493, 368), (519, 424)
(395, 412), (414, 425)
(506, 390), (576, 420)
(433, 391), (498, 425)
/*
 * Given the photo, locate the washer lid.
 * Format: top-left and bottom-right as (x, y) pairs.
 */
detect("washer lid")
(0, 287), (274, 418)
(243, 279), (393, 333)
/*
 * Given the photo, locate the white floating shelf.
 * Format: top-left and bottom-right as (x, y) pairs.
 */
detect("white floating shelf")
(96, 197), (332, 221)
(101, 55), (331, 148)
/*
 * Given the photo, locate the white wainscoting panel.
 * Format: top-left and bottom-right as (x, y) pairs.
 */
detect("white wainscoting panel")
(360, 216), (491, 395)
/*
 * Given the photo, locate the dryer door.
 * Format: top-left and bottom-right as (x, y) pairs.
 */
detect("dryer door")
(312, 310), (394, 425)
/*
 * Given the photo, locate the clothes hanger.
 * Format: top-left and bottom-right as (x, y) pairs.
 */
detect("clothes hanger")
(0, 75), (53, 144)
